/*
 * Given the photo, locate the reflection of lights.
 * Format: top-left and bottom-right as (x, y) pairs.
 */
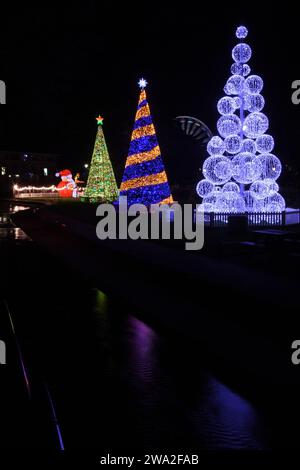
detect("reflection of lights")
(94, 289), (108, 316)
(202, 377), (264, 449)
(11, 205), (28, 213)
(129, 316), (156, 383)
(0, 226), (30, 240)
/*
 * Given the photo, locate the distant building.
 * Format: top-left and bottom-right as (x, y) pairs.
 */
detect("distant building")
(0, 151), (60, 195)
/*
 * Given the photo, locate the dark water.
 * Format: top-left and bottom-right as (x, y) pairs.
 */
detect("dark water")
(0, 202), (270, 453)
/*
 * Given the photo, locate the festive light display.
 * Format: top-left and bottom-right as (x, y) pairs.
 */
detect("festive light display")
(56, 169), (77, 198)
(14, 184), (57, 192)
(119, 80), (173, 206)
(83, 116), (119, 203)
(197, 26), (285, 213)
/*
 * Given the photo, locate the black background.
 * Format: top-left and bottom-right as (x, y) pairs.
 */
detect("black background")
(0, 2), (299, 187)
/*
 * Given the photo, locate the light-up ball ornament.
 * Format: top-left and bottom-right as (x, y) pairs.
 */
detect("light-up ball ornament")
(243, 112), (269, 138)
(243, 190), (255, 212)
(217, 114), (241, 138)
(242, 138), (256, 153)
(214, 157), (232, 180)
(240, 92), (251, 111)
(222, 182), (240, 200)
(202, 194), (220, 211)
(203, 156), (232, 184)
(256, 134), (274, 153)
(244, 75), (263, 94)
(214, 194), (246, 213)
(248, 94), (265, 112)
(235, 196), (246, 212)
(243, 190), (265, 212)
(234, 97), (241, 108)
(196, 179), (214, 198)
(197, 203), (215, 213)
(264, 178), (279, 196)
(232, 152), (262, 184)
(232, 43), (252, 64)
(242, 64), (251, 76)
(217, 97), (237, 115)
(257, 153), (282, 180)
(226, 75), (245, 94)
(203, 195), (218, 203)
(231, 63), (243, 75)
(223, 84), (233, 95)
(224, 134), (242, 154)
(207, 136), (225, 155)
(214, 195), (233, 213)
(212, 186), (222, 194)
(265, 193), (286, 212)
(236, 26), (248, 39)
(250, 181), (270, 199)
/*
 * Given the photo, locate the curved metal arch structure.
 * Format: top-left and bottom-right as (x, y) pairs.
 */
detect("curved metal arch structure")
(174, 116), (213, 145)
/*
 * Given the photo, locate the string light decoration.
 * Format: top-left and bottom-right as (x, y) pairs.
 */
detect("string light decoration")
(13, 184), (57, 192)
(82, 115), (119, 203)
(197, 26), (285, 213)
(119, 79), (173, 206)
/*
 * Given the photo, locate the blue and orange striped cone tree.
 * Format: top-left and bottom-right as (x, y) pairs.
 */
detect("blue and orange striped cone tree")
(119, 79), (173, 206)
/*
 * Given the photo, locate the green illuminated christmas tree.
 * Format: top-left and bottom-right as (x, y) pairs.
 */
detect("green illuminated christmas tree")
(83, 115), (119, 202)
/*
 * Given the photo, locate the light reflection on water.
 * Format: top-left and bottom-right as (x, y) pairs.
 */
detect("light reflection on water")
(194, 377), (266, 449)
(0, 206), (269, 451)
(90, 291), (269, 451)
(0, 204), (31, 241)
(0, 227), (30, 240)
(7, 205), (29, 213)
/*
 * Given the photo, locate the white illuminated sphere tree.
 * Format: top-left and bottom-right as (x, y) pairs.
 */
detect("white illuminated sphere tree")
(197, 26), (285, 213)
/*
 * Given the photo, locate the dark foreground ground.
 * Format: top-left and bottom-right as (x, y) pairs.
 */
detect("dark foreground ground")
(1, 201), (300, 466)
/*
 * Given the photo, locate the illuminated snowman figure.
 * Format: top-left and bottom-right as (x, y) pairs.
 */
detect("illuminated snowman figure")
(197, 26), (285, 213)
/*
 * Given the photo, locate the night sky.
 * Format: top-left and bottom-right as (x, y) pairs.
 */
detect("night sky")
(1, 4), (300, 187)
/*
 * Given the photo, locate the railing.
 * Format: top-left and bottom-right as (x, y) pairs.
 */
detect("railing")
(205, 211), (287, 228)
(13, 185), (59, 199)
(13, 185), (85, 199)
(15, 192), (60, 199)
